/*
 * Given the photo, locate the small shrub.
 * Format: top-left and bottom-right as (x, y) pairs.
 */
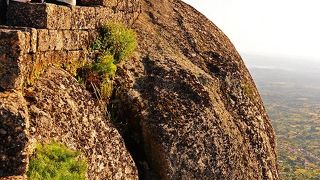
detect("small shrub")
(92, 22), (137, 63)
(81, 23), (137, 100)
(92, 53), (117, 77)
(27, 142), (87, 180)
(101, 77), (113, 98)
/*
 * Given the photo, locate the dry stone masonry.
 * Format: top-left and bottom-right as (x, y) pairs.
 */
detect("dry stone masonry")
(0, 0), (139, 90)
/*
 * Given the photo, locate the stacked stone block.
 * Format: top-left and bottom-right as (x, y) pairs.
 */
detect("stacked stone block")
(0, 1), (139, 90)
(0, 25), (91, 89)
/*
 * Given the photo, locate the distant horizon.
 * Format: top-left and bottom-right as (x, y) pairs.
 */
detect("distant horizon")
(183, 0), (320, 61)
(240, 52), (320, 63)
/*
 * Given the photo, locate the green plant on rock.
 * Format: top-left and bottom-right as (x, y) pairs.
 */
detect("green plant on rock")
(62, 58), (88, 77)
(90, 53), (117, 98)
(92, 53), (117, 77)
(27, 142), (87, 180)
(100, 77), (114, 98)
(81, 22), (137, 100)
(92, 22), (137, 63)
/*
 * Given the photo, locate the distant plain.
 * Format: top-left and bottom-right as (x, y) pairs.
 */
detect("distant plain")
(244, 54), (320, 179)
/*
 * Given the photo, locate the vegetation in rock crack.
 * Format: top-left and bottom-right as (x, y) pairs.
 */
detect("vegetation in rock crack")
(92, 22), (137, 63)
(92, 53), (117, 77)
(79, 22), (137, 99)
(24, 22), (136, 99)
(27, 142), (87, 180)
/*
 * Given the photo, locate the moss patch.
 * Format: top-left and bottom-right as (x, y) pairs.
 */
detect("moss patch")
(26, 56), (88, 86)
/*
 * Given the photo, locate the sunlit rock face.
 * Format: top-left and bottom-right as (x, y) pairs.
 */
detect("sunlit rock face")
(26, 67), (138, 179)
(0, 92), (29, 177)
(0, 68), (139, 179)
(0, 0), (278, 179)
(112, 0), (279, 179)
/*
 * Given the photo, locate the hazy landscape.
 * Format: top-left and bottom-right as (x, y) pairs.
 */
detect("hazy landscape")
(244, 54), (320, 179)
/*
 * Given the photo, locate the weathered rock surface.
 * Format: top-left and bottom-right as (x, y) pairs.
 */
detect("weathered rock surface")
(1, 2), (141, 178)
(0, 67), (138, 179)
(0, 92), (29, 177)
(6, 1), (139, 29)
(0, 28), (27, 89)
(25, 67), (138, 179)
(112, 0), (279, 179)
(0, 175), (27, 180)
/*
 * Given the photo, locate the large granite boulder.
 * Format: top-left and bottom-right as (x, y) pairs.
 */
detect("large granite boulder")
(111, 0), (279, 179)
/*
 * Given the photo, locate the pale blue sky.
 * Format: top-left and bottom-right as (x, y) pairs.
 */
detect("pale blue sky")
(182, 0), (320, 60)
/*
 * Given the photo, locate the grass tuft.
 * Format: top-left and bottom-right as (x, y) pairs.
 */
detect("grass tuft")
(27, 142), (87, 180)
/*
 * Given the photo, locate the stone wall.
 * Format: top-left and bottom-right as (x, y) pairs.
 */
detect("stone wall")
(0, 1), (139, 90)
(6, 2), (122, 29)
(0, 25), (93, 89)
